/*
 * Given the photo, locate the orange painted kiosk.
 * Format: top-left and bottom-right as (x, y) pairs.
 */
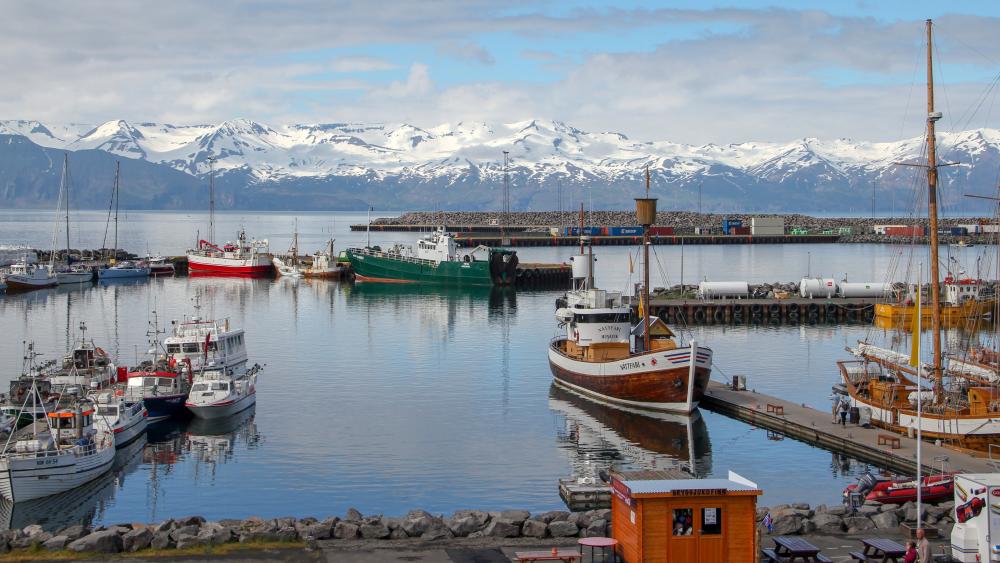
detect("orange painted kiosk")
(610, 470), (762, 563)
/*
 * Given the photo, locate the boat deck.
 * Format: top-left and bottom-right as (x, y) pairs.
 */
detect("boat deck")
(701, 381), (998, 475)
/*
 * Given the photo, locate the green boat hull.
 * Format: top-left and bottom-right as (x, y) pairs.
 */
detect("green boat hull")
(346, 249), (516, 286)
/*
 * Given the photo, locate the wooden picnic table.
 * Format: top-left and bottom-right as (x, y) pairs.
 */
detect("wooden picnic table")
(762, 536), (831, 562)
(850, 538), (906, 562)
(514, 549), (582, 562)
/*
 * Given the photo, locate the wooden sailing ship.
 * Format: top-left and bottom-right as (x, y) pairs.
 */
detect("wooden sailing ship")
(548, 173), (712, 413)
(839, 20), (1000, 451)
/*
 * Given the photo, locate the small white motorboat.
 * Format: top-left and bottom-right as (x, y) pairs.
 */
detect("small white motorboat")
(92, 392), (147, 447)
(97, 260), (151, 279)
(4, 258), (57, 290)
(185, 364), (261, 419)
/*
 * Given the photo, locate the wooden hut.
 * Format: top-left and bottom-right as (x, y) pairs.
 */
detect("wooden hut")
(610, 470), (762, 562)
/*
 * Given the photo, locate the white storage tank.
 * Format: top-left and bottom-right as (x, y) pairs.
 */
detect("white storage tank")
(799, 277), (837, 298)
(751, 217), (785, 236)
(838, 282), (891, 298)
(698, 281), (750, 299)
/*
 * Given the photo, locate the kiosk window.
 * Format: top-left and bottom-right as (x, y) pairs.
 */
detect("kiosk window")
(702, 507), (722, 535)
(672, 508), (693, 536)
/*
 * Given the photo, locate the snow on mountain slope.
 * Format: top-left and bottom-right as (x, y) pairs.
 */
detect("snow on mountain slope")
(2, 117), (996, 190)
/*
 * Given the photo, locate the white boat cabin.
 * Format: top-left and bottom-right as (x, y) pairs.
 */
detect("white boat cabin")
(45, 404), (97, 442)
(557, 288), (633, 346)
(414, 228), (459, 263)
(943, 277), (982, 304)
(125, 371), (186, 401)
(165, 316), (247, 371)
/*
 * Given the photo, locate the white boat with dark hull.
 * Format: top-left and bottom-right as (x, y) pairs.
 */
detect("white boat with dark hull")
(0, 382), (115, 503)
(304, 239), (345, 279)
(147, 256), (175, 276)
(4, 258), (57, 290)
(186, 364), (261, 419)
(92, 392), (147, 447)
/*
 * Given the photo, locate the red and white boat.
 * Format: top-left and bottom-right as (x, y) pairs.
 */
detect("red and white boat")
(843, 471), (956, 505)
(4, 258), (57, 290)
(187, 230), (272, 276)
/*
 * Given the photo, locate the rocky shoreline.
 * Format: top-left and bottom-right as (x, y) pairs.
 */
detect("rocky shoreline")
(759, 500), (955, 537)
(0, 502), (955, 555)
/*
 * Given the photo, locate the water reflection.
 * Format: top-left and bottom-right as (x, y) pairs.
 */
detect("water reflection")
(549, 384), (712, 481)
(0, 436), (145, 531)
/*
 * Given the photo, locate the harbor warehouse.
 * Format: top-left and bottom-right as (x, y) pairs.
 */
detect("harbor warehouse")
(610, 471), (761, 563)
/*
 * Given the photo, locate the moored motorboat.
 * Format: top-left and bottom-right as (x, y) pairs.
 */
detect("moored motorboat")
(147, 256), (175, 276)
(55, 268), (93, 284)
(548, 192), (711, 414)
(303, 239), (344, 278)
(3, 258), (57, 290)
(46, 322), (119, 392)
(188, 231), (272, 276)
(164, 301), (248, 373)
(273, 223), (304, 277)
(91, 392), (148, 447)
(0, 380), (115, 503)
(185, 364), (261, 419)
(123, 367), (191, 423)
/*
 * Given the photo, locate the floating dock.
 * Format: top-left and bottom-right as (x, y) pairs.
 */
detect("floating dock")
(650, 297), (878, 324)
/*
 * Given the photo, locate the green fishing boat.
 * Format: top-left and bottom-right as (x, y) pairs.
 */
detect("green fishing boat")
(345, 228), (517, 286)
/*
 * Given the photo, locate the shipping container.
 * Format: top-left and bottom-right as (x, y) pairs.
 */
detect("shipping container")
(980, 224), (1000, 234)
(648, 226), (674, 236)
(562, 226), (605, 236)
(873, 224), (905, 235)
(730, 227), (751, 235)
(608, 226), (644, 236)
(721, 218), (743, 234)
(884, 226), (927, 237)
(751, 217), (784, 236)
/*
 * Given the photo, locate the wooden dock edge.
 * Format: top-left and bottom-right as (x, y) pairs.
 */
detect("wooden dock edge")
(701, 382), (970, 476)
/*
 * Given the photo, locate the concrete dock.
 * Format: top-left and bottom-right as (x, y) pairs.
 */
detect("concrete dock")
(702, 381), (998, 475)
(451, 233), (840, 248)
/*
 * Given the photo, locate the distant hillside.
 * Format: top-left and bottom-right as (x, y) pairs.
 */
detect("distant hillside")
(0, 119), (997, 213)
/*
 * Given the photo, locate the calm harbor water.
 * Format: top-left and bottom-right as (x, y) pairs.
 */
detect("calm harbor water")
(0, 210), (995, 529)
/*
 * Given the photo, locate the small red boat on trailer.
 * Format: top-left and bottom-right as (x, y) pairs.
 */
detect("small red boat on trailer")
(843, 471), (956, 506)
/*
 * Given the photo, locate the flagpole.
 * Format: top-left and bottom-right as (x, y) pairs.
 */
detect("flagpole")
(916, 262), (923, 531)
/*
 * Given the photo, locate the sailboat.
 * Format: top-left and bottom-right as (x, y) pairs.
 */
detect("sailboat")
(839, 20), (1000, 450)
(97, 162), (150, 280)
(272, 222), (305, 277)
(548, 174), (712, 414)
(52, 155), (93, 284)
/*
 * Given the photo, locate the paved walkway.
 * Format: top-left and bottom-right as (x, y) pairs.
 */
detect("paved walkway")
(704, 381), (998, 475)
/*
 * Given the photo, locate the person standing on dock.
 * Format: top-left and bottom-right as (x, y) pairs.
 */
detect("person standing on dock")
(838, 397), (850, 426)
(915, 529), (930, 562)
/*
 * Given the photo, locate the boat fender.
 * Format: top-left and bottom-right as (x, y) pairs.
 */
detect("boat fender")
(573, 330), (580, 342)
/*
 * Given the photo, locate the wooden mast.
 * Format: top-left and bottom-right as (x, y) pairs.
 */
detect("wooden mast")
(925, 18), (944, 403)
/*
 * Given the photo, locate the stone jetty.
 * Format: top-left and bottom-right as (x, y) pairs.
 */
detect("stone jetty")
(759, 500), (956, 538)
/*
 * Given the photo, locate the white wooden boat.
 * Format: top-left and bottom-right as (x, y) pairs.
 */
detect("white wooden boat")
(185, 364), (261, 419)
(47, 322), (118, 392)
(303, 239), (345, 278)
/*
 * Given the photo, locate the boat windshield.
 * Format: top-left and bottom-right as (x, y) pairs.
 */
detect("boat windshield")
(96, 406), (118, 417)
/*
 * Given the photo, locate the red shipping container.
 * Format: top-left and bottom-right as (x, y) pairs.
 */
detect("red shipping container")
(884, 226), (926, 237)
(648, 226), (674, 236)
(730, 227), (751, 235)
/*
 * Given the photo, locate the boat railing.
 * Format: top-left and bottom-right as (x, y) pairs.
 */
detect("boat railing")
(348, 247), (439, 267)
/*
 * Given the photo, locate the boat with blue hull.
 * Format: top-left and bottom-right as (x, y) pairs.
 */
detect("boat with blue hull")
(123, 369), (190, 422)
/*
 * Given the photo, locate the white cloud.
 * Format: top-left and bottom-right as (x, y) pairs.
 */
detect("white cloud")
(0, 3), (998, 143)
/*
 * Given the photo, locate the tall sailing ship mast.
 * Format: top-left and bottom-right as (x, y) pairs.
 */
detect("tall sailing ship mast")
(839, 19), (1000, 449)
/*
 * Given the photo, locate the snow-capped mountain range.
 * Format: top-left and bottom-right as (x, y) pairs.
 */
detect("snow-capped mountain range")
(1, 118), (998, 212)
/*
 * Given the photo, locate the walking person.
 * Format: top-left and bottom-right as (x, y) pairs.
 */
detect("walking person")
(839, 397), (850, 427)
(903, 540), (917, 563)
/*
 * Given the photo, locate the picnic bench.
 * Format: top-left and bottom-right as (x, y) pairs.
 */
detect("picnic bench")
(849, 538), (906, 563)
(514, 549), (582, 562)
(877, 434), (901, 449)
(766, 403), (785, 415)
(761, 536), (833, 562)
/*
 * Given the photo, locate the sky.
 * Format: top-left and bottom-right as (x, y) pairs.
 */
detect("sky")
(3, 0), (1000, 144)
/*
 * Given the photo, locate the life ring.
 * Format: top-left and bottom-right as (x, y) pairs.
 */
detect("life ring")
(115, 389), (124, 396)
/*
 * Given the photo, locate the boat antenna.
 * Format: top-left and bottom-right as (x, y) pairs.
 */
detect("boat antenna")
(367, 204), (372, 248)
(502, 150), (510, 245)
